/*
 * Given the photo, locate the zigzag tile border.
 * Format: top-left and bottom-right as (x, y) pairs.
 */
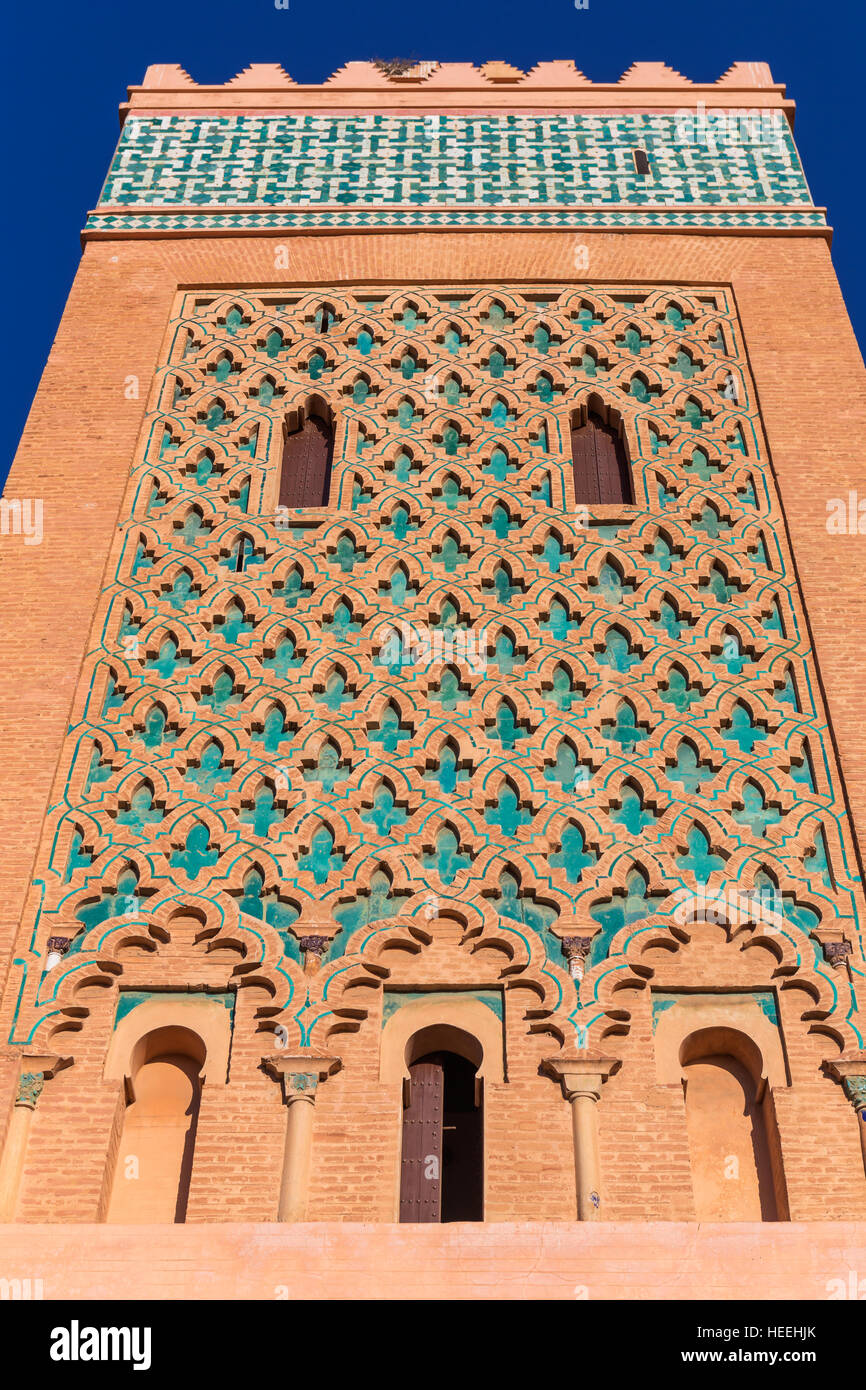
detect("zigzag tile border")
(86, 207), (828, 234)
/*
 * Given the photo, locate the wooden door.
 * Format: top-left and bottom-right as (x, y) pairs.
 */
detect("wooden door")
(279, 415), (333, 509)
(399, 1057), (444, 1223)
(570, 412), (632, 505)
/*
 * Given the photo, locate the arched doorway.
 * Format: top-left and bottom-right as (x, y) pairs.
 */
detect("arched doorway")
(400, 1032), (484, 1223)
(106, 1025), (204, 1223)
(681, 1027), (783, 1221)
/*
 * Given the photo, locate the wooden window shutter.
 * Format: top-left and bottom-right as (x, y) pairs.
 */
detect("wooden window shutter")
(570, 412), (633, 505)
(279, 414), (334, 509)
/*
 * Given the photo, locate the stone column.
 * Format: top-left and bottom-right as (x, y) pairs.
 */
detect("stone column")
(543, 1054), (619, 1220)
(0, 1054), (70, 1221)
(263, 1052), (340, 1221)
(826, 1059), (866, 1179)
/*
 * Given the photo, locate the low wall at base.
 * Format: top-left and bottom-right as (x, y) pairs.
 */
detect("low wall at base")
(1, 1222), (864, 1300)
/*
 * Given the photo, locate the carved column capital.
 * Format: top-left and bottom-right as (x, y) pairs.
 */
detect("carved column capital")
(823, 940), (853, 969)
(43, 936), (73, 973)
(13, 1053), (70, 1109)
(542, 1053), (620, 1102)
(298, 935), (330, 972)
(811, 928), (853, 971)
(15, 1073), (44, 1109)
(262, 1052), (341, 1105)
(560, 936), (593, 980)
(842, 1076), (866, 1111)
(825, 1058), (866, 1112)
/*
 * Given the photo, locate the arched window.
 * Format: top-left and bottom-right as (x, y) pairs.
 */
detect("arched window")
(400, 1030), (483, 1223)
(681, 1027), (785, 1221)
(106, 1026), (204, 1224)
(570, 410), (633, 505)
(279, 403), (334, 509)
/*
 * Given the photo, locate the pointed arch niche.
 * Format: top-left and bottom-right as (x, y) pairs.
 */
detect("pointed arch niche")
(653, 993), (790, 1222)
(103, 992), (232, 1224)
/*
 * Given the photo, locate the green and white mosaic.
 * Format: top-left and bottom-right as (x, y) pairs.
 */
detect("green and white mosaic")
(87, 113), (823, 234)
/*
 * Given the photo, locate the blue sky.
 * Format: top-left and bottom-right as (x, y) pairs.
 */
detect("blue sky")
(2, 0), (862, 472)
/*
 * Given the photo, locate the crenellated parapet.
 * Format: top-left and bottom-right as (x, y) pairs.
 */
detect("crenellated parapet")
(125, 58), (783, 100)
